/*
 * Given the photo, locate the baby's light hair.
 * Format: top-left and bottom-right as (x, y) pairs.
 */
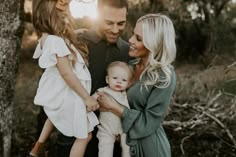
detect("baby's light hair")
(107, 61), (133, 80)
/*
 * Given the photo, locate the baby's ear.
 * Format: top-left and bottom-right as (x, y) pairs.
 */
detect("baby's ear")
(105, 76), (109, 84)
(127, 81), (132, 88)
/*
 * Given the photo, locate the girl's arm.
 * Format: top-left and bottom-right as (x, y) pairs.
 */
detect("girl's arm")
(56, 55), (98, 112)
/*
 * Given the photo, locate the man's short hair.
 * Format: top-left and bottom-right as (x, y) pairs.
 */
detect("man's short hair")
(98, 0), (128, 11)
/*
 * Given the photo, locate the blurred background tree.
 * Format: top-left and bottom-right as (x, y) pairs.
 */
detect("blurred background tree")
(127, 0), (236, 65)
(23, 0), (236, 64)
(0, 0), (24, 157)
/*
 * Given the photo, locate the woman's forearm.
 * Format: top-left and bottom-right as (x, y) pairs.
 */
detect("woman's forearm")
(109, 101), (125, 117)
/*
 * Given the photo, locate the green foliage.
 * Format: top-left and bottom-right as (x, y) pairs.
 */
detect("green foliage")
(214, 4), (236, 57)
(128, 0), (236, 63)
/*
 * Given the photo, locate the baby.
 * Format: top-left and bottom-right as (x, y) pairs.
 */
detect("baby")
(93, 61), (133, 157)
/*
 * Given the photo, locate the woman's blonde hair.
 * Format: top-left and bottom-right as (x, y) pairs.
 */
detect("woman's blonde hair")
(137, 13), (176, 88)
(32, 0), (88, 65)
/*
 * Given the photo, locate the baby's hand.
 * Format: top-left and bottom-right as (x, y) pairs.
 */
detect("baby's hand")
(84, 96), (99, 112)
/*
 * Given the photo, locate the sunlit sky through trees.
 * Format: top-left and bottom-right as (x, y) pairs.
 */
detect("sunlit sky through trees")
(69, 0), (236, 19)
(70, 0), (98, 19)
(24, 0), (236, 19)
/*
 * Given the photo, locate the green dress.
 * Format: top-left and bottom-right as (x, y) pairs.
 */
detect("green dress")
(121, 69), (176, 157)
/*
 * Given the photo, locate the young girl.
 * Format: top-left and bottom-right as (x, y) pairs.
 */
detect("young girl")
(93, 61), (133, 157)
(29, 0), (99, 156)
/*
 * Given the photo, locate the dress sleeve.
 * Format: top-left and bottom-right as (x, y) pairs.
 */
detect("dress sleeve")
(38, 36), (71, 68)
(121, 72), (176, 139)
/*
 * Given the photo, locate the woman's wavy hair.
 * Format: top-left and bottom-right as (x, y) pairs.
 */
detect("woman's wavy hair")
(137, 13), (176, 88)
(32, 0), (88, 65)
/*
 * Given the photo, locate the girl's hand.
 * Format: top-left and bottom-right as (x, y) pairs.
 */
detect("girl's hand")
(84, 96), (99, 112)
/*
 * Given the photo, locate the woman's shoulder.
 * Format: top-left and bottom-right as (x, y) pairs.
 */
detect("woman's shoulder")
(150, 65), (176, 89)
(158, 65), (176, 90)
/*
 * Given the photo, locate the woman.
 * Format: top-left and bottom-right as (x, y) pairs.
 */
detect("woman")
(97, 13), (176, 157)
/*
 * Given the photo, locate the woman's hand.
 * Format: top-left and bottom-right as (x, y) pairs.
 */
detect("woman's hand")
(97, 92), (125, 117)
(84, 96), (99, 112)
(96, 92), (113, 110)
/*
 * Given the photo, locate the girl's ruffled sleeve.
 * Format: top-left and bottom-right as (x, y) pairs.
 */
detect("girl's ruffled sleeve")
(38, 36), (72, 68)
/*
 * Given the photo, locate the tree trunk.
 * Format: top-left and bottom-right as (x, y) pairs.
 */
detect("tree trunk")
(0, 0), (24, 157)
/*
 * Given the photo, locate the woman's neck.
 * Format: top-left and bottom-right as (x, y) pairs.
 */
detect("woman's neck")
(138, 55), (148, 66)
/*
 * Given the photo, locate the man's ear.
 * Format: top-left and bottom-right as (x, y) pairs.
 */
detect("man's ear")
(105, 76), (109, 84)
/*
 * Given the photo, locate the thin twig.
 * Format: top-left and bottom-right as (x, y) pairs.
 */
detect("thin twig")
(207, 55), (218, 68)
(206, 91), (222, 108)
(223, 91), (236, 97)
(180, 133), (195, 155)
(227, 61), (236, 69)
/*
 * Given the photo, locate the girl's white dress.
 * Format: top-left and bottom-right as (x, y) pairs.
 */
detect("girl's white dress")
(33, 35), (99, 139)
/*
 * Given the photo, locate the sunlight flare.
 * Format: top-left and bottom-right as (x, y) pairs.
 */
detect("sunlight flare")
(69, 0), (98, 19)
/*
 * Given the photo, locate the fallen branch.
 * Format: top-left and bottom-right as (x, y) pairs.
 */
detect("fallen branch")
(202, 111), (236, 146)
(163, 120), (205, 130)
(205, 91), (222, 108)
(192, 106), (236, 147)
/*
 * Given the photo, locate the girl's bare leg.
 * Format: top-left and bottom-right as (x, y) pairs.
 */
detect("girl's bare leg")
(69, 133), (92, 157)
(38, 118), (54, 142)
(30, 118), (54, 156)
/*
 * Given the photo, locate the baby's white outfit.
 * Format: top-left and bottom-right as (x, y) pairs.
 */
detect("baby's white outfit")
(93, 86), (130, 157)
(33, 35), (99, 138)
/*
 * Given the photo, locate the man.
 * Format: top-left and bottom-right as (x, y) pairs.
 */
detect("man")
(83, 0), (130, 95)
(54, 0), (130, 156)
